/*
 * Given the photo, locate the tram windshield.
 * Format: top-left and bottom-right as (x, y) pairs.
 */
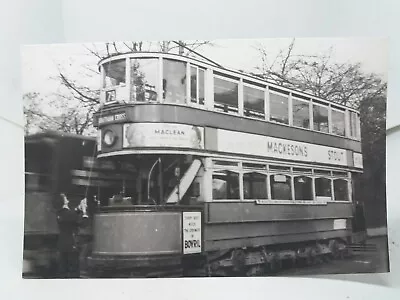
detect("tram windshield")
(104, 59), (126, 87)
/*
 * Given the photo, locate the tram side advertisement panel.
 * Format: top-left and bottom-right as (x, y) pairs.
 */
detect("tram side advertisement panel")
(182, 212), (202, 255)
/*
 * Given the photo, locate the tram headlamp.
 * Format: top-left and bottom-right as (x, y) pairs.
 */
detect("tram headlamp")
(103, 129), (117, 146)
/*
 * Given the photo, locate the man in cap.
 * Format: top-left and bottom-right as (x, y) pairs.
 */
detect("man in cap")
(57, 194), (89, 278)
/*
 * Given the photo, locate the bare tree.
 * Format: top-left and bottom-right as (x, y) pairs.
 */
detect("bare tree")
(254, 39), (386, 109)
(23, 40), (215, 136)
(255, 39), (387, 229)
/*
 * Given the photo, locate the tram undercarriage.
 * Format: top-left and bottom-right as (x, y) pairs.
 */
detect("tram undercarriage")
(85, 238), (354, 278)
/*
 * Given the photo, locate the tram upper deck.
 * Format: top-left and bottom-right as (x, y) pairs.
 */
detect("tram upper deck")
(93, 52), (362, 171)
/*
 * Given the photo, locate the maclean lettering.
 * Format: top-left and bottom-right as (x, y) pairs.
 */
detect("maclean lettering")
(154, 129), (185, 136)
(267, 141), (308, 157)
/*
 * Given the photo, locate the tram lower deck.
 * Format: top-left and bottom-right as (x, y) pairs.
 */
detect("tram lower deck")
(86, 153), (360, 277)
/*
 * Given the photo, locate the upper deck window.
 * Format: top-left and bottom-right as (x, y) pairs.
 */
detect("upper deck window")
(214, 76), (239, 114)
(163, 59), (187, 104)
(130, 58), (159, 102)
(244, 85), (265, 119)
(269, 92), (289, 125)
(190, 66), (205, 105)
(349, 111), (360, 139)
(313, 103), (329, 133)
(332, 109), (346, 136)
(292, 98), (310, 129)
(104, 59), (126, 88)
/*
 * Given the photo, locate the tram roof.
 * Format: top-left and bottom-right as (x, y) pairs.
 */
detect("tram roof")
(98, 51), (360, 113)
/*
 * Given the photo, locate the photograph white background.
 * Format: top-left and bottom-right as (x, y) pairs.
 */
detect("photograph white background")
(1, 0), (400, 299)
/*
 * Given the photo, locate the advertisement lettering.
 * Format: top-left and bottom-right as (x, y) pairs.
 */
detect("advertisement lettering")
(182, 212), (202, 255)
(123, 123), (204, 149)
(217, 129), (349, 167)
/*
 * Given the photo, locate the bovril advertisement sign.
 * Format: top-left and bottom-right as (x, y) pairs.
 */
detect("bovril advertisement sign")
(123, 123), (204, 149)
(182, 212), (202, 255)
(217, 129), (349, 167)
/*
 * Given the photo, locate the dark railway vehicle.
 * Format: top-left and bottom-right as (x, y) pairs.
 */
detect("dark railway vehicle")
(85, 51), (367, 277)
(23, 131), (133, 277)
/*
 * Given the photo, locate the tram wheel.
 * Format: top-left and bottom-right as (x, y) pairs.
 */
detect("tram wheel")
(328, 240), (340, 259)
(231, 249), (246, 274)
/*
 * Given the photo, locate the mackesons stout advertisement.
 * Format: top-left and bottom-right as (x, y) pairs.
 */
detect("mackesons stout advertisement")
(123, 123), (204, 149)
(216, 129), (352, 167)
(182, 212), (202, 254)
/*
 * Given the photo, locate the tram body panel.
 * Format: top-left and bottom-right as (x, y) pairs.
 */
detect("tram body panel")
(202, 201), (352, 251)
(95, 104), (361, 154)
(92, 211), (182, 256)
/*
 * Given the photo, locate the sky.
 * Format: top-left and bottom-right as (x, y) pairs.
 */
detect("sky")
(21, 37), (388, 98)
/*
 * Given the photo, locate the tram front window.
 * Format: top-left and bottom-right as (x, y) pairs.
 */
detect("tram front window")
(163, 59), (187, 104)
(130, 58), (159, 102)
(104, 59), (126, 88)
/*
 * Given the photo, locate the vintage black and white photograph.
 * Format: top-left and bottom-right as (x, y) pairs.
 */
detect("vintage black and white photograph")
(22, 38), (388, 279)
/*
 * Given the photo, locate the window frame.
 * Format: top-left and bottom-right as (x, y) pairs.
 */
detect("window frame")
(312, 102), (330, 133)
(129, 57), (160, 103)
(331, 107), (346, 137)
(242, 82), (266, 120)
(209, 158), (354, 205)
(211, 169), (241, 201)
(292, 97), (311, 130)
(189, 64), (206, 107)
(213, 74), (240, 115)
(269, 91), (290, 125)
(242, 170), (269, 200)
(162, 58), (188, 105)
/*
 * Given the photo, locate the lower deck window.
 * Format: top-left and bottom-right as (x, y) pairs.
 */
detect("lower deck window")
(294, 176), (312, 200)
(270, 174), (292, 200)
(334, 179), (349, 201)
(315, 177), (332, 199)
(212, 171), (240, 200)
(243, 172), (268, 199)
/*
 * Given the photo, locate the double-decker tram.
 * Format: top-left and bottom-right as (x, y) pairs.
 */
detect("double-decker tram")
(88, 51), (366, 277)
